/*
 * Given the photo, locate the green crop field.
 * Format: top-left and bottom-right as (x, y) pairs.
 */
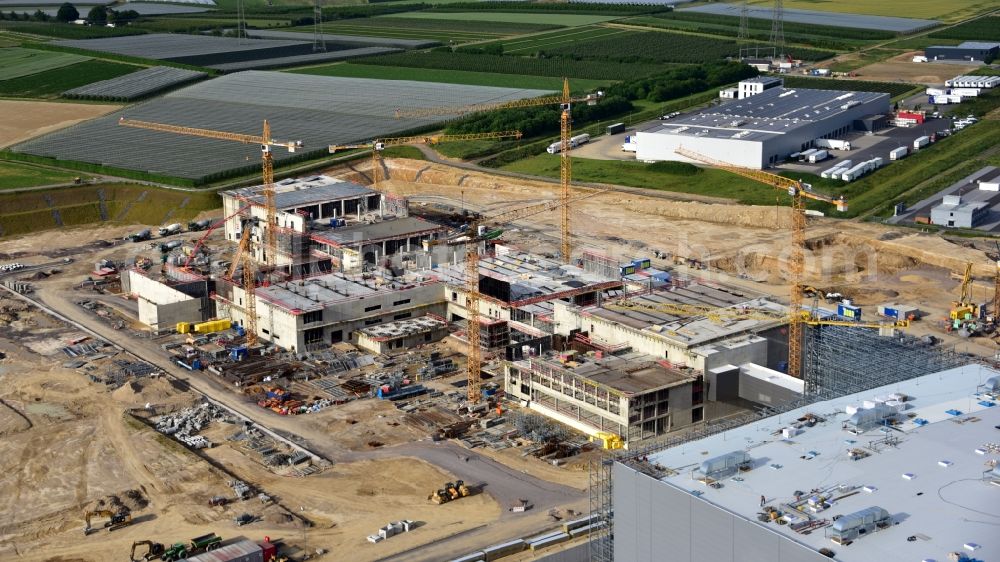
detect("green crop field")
(780, 76), (920, 99)
(0, 59), (139, 98)
(0, 47), (89, 81)
(481, 25), (636, 54)
(290, 62), (610, 91)
(540, 30), (834, 64)
(357, 51), (662, 81)
(928, 16), (1000, 41)
(502, 155), (791, 206)
(132, 17), (293, 33)
(0, 161), (87, 190)
(383, 11), (619, 26)
(291, 16), (558, 43)
(747, 0), (996, 22)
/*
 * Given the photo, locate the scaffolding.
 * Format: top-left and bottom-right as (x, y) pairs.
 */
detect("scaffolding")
(587, 324), (968, 562)
(581, 249), (619, 280)
(804, 325), (965, 396)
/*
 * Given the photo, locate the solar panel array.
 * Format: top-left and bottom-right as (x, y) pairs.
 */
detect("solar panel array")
(63, 66), (208, 101)
(13, 71), (549, 181)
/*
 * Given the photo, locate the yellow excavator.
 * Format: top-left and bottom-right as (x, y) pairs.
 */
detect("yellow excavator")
(83, 509), (132, 535)
(130, 540), (165, 561)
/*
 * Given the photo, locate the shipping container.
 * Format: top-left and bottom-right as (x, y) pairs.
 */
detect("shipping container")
(483, 540), (525, 561)
(838, 302), (861, 320)
(889, 146), (908, 161)
(913, 136), (930, 149)
(606, 122), (625, 135)
(194, 319), (232, 334)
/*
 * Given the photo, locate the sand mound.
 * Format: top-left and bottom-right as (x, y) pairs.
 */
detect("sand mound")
(84, 489), (148, 514)
(111, 377), (184, 407)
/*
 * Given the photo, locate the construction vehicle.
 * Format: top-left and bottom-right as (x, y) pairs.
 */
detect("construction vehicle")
(395, 79), (603, 263)
(158, 223), (183, 237)
(161, 533), (222, 561)
(130, 540), (165, 562)
(589, 431), (624, 450)
(234, 513), (255, 526)
(430, 480), (471, 504)
(83, 509), (132, 535)
(675, 146), (848, 379)
(950, 262), (979, 321)
(188, 219), (211, 231)
(330, 130), (522, 192)
(125, 229), (152, 242)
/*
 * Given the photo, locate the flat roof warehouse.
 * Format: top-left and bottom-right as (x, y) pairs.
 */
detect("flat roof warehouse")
(645, 88), (887, 143)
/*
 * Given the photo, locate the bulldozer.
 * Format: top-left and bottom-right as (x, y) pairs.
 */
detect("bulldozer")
(83, 509), (132, 535)
(130, 540), (165, 561)
(429, 480), (471, 504)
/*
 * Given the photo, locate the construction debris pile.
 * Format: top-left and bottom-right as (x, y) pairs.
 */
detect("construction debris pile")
(366, 519), (415, 544)
(154, 402), (231, 449)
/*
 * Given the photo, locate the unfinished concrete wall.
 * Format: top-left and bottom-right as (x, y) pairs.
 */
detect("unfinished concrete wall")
(130, 270), (205, 333)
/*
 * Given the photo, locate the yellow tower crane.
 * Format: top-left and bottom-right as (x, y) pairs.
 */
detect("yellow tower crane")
(457, 188), (612, 403)
(118, 118), (303, 269)
(118, 118), (303, 347)
(329, 130), (523, 191)
(394, 79), (603, 263)
(674, 146), (848, 379)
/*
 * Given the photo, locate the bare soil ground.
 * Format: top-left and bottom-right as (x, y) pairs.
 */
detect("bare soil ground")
(851, 52), (983, 85)
(0, 100), (120, 148)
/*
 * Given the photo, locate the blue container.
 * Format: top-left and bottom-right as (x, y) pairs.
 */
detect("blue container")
(632, 258), (651, 270)
(191, 358), (202, 370)
(777, 361), (788, 373)
(234, 326), (246, 337)
(482, 388), (497, 398)
(838, 303), (862, 320)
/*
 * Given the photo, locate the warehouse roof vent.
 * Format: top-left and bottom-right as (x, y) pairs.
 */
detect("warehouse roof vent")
(697, 450), (753, 479)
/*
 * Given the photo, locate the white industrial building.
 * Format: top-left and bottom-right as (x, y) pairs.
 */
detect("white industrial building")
(636, 79), (890, 169)
(612, 364), (1000, 562)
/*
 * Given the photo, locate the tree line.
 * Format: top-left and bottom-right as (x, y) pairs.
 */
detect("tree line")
(0, 3), (139, 25)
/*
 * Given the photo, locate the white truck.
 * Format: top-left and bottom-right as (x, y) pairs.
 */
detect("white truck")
(889, 146), (908, 161)
(158, 223), (183, 236)
(622, 135), (637, 152)
(808, 149), (829, 163)
(815, 138), (852, 151)
(913, 136), (930, 150)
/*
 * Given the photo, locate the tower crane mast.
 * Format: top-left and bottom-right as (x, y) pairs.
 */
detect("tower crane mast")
(457, 188), (612, 403)
(674, 146), (848, 379)
(118, 118), (302, 347)
(394, 79), (603, 263)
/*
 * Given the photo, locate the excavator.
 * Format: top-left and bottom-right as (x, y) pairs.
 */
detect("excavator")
(83, 509), (132, 535)
(130, 540), (165, 561)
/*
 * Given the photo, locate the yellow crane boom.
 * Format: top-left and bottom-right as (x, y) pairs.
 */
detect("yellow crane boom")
(395, 79), (603, 263)
(330, 130), (523, 191)
(459, 188), (612, 403)
(119, 118), (300, 346)
(674, 146), (850, 379)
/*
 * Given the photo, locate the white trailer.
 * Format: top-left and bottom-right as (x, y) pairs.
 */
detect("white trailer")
(950, 88), (980, 97)
(926, 87), (946, 96)
(622, 135), (637, 153)
(798, 148), (818, 162)
(841, 162), (869, 182)
(820, 164), (845, 179)
(808, 149), (829, 163)
(570, 133), (591, 147)
(931, 94), (963, 104)
(913, 136), (930, 150)
(815, 138), (852, 151)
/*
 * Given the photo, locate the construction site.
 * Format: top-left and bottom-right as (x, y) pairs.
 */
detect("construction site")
(2, 8), (1000, 556)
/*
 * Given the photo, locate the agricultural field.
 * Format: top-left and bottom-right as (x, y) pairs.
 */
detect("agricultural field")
(294, 17), (558, 43)
(10, 72), (550, 183)
(290, 62), (609, 91)
(0, 161), (85, 190)
(131, 16), (293, 33)
(384, 11), (619, 26)
(927, 16), (1000, 41)
(745, 0), (993, 23)
(0, 99), (120, 147)
(540, 30), (833, 64)
(0, 59), (139, 98)
(480, 25), (634, 55)
(0, 47), (89, 80)
(780, 76), (920, 99)
(62, 66), (207, 102)
(358, 51), (662, 81)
